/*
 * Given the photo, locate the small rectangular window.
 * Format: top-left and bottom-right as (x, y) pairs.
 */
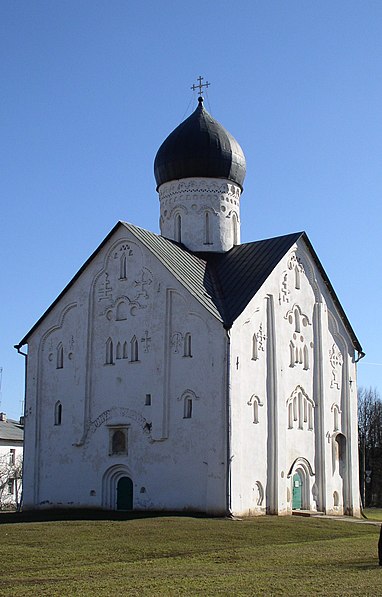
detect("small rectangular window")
(8, 478), (15, 495)
(9, 449), (16, 465)
(145, 394), (151, 406)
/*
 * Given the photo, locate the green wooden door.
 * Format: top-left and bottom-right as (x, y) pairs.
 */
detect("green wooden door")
(117, 476), (133, 510)
(292, 472), (302, 510)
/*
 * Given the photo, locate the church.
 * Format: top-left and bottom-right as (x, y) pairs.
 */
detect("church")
(16, 86), (363, 516)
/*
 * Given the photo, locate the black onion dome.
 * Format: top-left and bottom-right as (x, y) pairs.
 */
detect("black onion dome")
(154, 97), (246, 190)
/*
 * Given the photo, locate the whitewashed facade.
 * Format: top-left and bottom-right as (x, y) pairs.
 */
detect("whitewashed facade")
(18, 98), (362, 516)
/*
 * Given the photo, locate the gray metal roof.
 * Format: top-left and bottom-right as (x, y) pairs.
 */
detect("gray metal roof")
(0, 419), (24, 442)
(17, 222), (363, 354)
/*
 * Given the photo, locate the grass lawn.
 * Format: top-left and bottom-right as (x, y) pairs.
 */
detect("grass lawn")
(0, 514), (381, 596)
(364, 508), (382, 521)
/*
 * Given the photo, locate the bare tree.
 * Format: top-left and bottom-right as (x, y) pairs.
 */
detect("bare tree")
(358, 387), (382, 507)
(0, 452), (23, 510)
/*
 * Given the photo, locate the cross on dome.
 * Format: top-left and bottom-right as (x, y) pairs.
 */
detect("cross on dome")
(191, 75), (210, 98)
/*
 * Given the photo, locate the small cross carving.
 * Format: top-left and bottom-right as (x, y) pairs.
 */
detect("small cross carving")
(191, 76), (210, 96)
(141, 330), (152, 353)
(134, 270), (152, 298)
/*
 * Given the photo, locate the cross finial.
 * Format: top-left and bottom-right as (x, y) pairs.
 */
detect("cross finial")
(191, 76), (210, 98)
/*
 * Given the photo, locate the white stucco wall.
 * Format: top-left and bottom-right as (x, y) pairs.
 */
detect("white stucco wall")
(23, 225), (228, 514)
(229, 239), (360, 517)
(158, 177), (241, 252)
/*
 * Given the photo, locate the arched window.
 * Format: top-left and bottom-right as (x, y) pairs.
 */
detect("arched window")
(252, 334), (258, 361)
(130, 336), (139, 362)
(204, 212), (212, 244)
(183, 333), (192, 357)
(111, 430), (126, 454)
(288, 403), (293, 429)
(184, 396), (193, 419)
(248, 395), (263, 424)
(289, 341), (295, 367)
(232, 213), (238, 245)
(175, 214), (182, 243)
(54, 401), (62, 426)
(333, 405), (340, 431)
(106, 338), (113, 365)
(253, 400), (259, 424)
(120, 254), (127, 280)
(116, 300), (128, 321)
(56, 343), (63, 369)
(123, 341), (129, 359)
(294, 309), (301, 333)
(116, 342), (122, 360)
(308, 403), (313, 430)
(303, 345), (309, 370)
(295, 266), (301, 290)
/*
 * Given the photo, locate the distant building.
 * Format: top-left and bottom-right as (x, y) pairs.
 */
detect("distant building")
(17, 95), (363, 516)
(0, 413), (23, 509)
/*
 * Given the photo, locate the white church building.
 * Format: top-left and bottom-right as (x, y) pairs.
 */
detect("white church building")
(17, 92), (363, 516)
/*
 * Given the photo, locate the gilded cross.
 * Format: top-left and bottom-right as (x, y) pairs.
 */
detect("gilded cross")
(191, 76), (210, 96)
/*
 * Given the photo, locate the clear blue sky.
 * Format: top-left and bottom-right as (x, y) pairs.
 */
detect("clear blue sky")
(1, 1), (381, 419)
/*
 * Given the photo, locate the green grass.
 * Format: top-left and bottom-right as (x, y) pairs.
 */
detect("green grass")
(364, 508), (382, 521)
(0, 515), (381, 596)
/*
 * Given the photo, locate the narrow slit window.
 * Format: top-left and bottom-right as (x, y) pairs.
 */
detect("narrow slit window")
(130, 336), (139, 362)
(57, 343), (64, 369)
(204, 212), (212, 244)
(175, 214), (182, 243)
(184, 333), (192, 357)
(303, 345), (309, 370)
(145, 394), (151, 406)
(252, 334), (258, 361)
(105, 338), (114, 365)
(232, 213), (238, 245)
(55, 401), (62, 426)
(294, 309), (301, 333)
(120, 253), (127, 280)
(184, 397), (192, 419)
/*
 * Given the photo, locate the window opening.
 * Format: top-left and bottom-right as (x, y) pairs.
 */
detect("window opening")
(105, 338), (114, 365)
(252, 334), (258, 361)
(55, 401), (62, 426)
(145, 394), (151, 406)
(175, 214), (182, 242)
(130, 336), (139, 362)
(57, 343), (63, 369)
(184, 397), (192, 419)
(120, 253), (127, 279)
(232, 213), (238, 245)
(111, 429), (126, 454)
(183, 333), (192, 357)
(294, 309), (301, 333)
(204, 212), (212, 244)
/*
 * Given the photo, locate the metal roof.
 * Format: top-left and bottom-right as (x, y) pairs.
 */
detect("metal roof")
(0, 419), (24, 442)
(17, 222), (363, 355)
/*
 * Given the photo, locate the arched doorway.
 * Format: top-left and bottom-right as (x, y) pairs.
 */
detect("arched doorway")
(117, 476), (133, 510)
(292, 472), (303, 510)
(102, 465), (133, 511)
(288, 458), (315, 512)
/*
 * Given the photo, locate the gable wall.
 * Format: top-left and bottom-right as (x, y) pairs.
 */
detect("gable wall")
(229, 239), (360, 516)
(23, 226), (227, 514)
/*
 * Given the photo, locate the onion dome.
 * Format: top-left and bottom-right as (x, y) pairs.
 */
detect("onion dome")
(154, 97), (246, 190)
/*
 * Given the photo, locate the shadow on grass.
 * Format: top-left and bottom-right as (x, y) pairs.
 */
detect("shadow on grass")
(0, 508), (218, 525)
